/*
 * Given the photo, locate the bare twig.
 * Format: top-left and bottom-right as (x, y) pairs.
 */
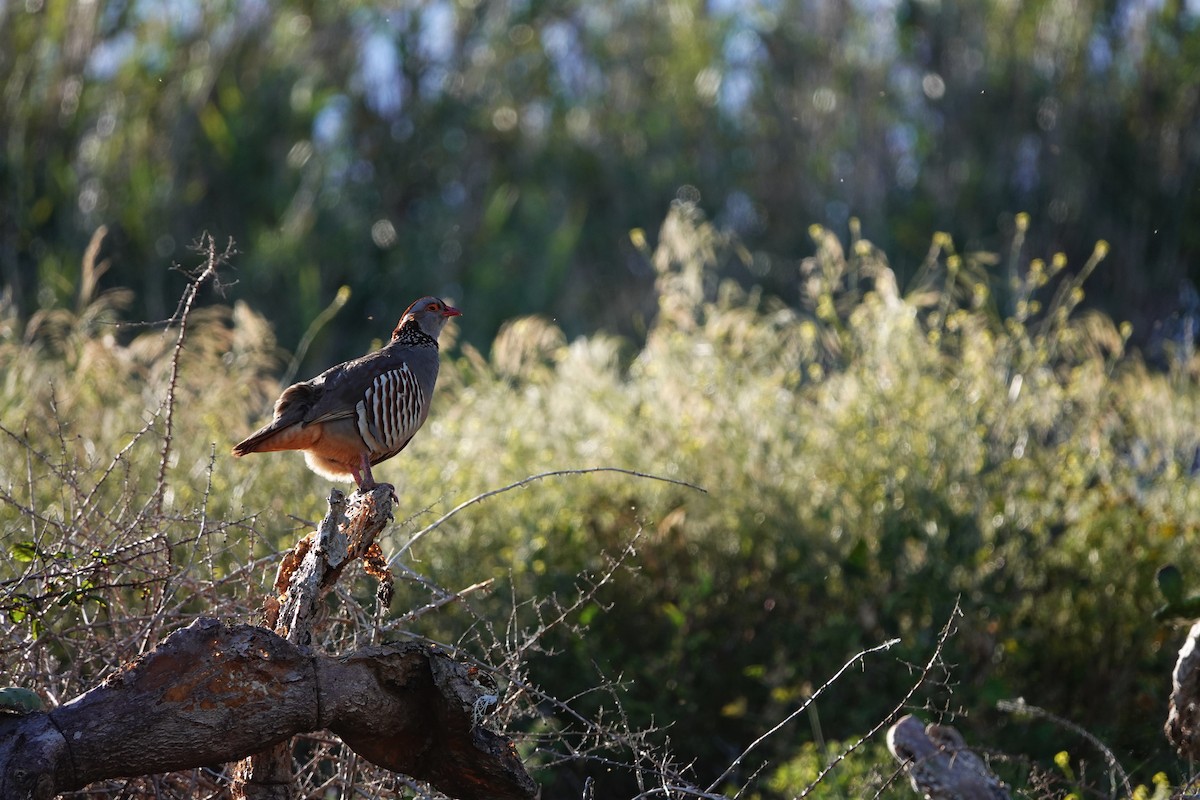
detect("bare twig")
(703, 638), (901, 796)
(386, 565), (495, 625)
(389, 467), (706, 564)
(996, 697), (1132, 799)
(150, 234), (231, 515)
(794, 600), (963, 799)
(386, 530), (681, 789)
(282, 285), (351, 386)
(131, 235), (233, 654)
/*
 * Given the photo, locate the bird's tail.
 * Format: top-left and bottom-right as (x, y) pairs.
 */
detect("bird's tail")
(231, 426), (279, 456)
(232, 382), (320, 456)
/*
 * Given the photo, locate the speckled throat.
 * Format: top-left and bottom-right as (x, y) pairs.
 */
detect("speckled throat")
(392, 319), (440, 347)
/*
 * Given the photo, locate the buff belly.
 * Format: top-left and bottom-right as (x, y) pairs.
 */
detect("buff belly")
(303, 451), (357, 482)
(296, 417), (369, 481)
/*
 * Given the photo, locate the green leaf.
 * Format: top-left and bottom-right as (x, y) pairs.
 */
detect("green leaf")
(660, 602), (686, 629)
(1157, 564), (1184, 604)
(0, 687), (45, 714)
(577, 602), (600, 627)
(10, 541), (37, 563)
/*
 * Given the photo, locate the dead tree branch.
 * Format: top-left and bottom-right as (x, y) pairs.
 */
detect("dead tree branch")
(0, 618), (535, 800)
(0, 487), (534, 800)
(234, 485), (420, 797)
(1166, 620), (1200, 762)
(263, 486), (396, 643)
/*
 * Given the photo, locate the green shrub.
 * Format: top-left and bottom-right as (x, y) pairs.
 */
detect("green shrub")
(3, 210), (1200, 796)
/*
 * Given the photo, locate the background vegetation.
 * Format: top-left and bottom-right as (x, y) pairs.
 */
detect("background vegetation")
(3, 208), (1200, 797)
(4, 0), (1200, 797)
(2, 0), (1198, 358)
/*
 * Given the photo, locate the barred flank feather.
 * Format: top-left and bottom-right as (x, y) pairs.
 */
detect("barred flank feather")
(355, 365), (424, 455)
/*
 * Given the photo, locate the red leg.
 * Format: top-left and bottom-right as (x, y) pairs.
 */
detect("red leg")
(356, 453), (376, 490)
(354, 454), (395, 502)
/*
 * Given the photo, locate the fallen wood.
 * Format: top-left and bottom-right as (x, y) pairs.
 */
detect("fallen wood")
(0, 618), (535, 800)
(886, 714), (1009, 800)
(1166, 619), (1200, 759)
(1, 487), (533, 799)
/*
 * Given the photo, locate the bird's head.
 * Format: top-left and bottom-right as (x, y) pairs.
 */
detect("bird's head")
(394, 296), (462, 340)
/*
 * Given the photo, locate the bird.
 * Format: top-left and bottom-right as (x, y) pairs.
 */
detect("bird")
(232, 296), (461, 491)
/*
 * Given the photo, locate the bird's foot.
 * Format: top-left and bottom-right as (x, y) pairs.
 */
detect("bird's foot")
(355, 481), (398, 505)
(353, 457), (396, 503)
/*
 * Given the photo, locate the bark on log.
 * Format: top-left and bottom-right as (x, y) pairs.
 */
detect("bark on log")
(0, 618), (535, 800)
(236, 485), (399, 797)
(1166, 620), (1200, 759)
(264, 486), (396, 641)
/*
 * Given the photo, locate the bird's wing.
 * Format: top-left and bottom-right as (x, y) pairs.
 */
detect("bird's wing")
(233, 342), (432, 456)
(299, 350), (395, 426)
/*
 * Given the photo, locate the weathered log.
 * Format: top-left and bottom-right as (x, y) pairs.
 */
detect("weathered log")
(0, 618), (535, 800)
(236, 485), (399, 797)
(1166, 619), (1200, 759)
(886, 714), (1009, 800)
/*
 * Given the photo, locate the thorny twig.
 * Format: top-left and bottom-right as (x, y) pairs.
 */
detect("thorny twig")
(135, 235), (233, 654)
(150, 234), (233, 516)
(701, 637), (902, 797)
(389, 530), (685, 789)
(386, 564), (495, 625)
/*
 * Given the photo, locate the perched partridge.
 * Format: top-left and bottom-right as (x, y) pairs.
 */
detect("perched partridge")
(232, 296), (461, 490)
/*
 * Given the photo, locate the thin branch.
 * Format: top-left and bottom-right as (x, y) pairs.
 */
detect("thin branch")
(793, 600), (963, 799)
(632, 786), (728, 800)
(282, 285), (351, 386)
(703, 637), (901, 796)
(389, 467), (706, 565)
(150, 234), (229, 516)
(386, 532), (675, 786)
(386, 567), (495, 625)
(996, 697), (1132, 799)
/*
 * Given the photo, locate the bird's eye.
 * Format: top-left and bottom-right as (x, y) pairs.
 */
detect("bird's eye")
(427, 303), (439, 311)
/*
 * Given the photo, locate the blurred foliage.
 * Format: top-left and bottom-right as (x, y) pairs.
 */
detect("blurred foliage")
(400, 204), (1200, 794)
(754, 739), (916, 800)
(2, 0), (1199, 369)
(5, 204), (1200, 797)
